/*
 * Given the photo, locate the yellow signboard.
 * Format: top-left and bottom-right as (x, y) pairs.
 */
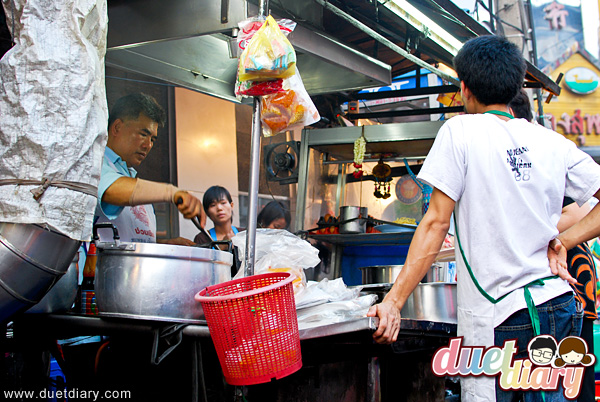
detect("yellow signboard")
(542, 53), (600, 146)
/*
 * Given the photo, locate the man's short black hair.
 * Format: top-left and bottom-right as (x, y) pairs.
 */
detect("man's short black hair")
(530, 336), (557, 353)
(453, 35), (526, 105)
(508, 89), (533, 122)
(108, 93), (166, 129)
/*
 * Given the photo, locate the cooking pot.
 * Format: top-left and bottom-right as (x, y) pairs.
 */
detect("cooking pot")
(422, 263), (451, 283)
(360, 265), (403, 284)
(0, 222), (80, 323)
(401, 283), (457, 324)
(94, 223), (233, 323)
(27, 252), (79, 314)
(339, 206), (368, 234)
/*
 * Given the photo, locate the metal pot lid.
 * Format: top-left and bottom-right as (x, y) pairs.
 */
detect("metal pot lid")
(96, 241), (233, 266)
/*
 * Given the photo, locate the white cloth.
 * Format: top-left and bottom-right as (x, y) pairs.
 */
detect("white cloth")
(418, 114), (600, 401)
(95, 204), (157, 244)
(0, 0), (108, 241)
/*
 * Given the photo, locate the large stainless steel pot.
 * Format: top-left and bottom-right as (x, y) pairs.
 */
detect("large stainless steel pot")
(94, 224), (233, 323)
(360, 265), (403, 284)
(27, 252), (79, 314)
(0, 222), (80, 323)
(401, 283), (457, 324)
(339, 206), (368, 234)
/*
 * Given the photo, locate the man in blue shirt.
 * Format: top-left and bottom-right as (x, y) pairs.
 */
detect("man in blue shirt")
(96, 93), (204, 244)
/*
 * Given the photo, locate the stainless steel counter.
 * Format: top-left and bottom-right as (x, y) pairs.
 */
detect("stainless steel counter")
(13, 313), (456, 342)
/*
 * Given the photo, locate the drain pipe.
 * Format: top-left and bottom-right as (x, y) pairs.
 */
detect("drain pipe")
(314, 0), (460, 87)
(245, 0), (269, 277)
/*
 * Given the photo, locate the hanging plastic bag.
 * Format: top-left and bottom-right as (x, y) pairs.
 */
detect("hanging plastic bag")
(236, 17), (296, 58)
(260, 71), (320, 136)
(238, 15), (296, 82)
(235, 77), (285, 98)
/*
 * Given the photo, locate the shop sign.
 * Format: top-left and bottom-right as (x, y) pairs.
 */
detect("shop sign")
(548, 109), (600, 135)
(532, 1), (583, 70)
(564, 67), (599, 95)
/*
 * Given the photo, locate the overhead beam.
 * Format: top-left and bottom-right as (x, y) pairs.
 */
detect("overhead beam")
(350, 84), (459, 101)
(347, 106), (464, 119)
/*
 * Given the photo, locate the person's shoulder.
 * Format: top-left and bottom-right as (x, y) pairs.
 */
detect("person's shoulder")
(193, 231), (211, 245)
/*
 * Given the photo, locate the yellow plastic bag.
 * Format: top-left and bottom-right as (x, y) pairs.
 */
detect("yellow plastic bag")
(238, 15), (296, 82)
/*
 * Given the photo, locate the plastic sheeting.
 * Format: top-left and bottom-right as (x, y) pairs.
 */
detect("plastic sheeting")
(0, 0), (108, 241)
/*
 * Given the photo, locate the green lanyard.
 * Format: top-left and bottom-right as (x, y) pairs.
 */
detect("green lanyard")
(483, 110), (514, 119)
(453, 214), (557, 337)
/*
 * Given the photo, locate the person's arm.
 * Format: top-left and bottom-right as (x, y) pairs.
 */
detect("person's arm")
(367, 188), (455, 344)
(557, 189), (600, 250)
(102, 177), (206, 223)
(557, 202), (592, 233)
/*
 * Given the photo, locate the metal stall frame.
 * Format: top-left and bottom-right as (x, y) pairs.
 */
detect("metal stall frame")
(295, 120), (445, 230)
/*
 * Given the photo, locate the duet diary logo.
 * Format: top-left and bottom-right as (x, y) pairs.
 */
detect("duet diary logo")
(430, 336), (595, 399)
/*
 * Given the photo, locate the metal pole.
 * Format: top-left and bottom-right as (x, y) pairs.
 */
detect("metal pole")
(244, 0), (268, 277)
(524, 0), (546, 125)
(245, 99), (262, 277)
(313, 0), (460, 86)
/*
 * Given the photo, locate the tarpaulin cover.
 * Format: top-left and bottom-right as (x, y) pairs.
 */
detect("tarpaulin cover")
(0, 0), (108, 241)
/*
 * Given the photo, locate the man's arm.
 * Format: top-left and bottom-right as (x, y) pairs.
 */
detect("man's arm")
(367, 188), (455, 344)
(103, 177), (206, 224)
(557, 189), (600, 250)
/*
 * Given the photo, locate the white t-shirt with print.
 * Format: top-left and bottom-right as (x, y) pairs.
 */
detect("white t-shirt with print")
(419, 113), (600, 325)
(418, 113), (600, 401)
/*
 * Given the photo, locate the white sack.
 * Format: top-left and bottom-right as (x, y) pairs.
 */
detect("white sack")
(0, 0), (108, 240)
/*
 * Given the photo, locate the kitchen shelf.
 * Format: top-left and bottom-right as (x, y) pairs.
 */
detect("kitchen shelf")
(307, 232), (415, 246)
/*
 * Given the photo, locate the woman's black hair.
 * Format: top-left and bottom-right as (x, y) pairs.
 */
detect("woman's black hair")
(453, 35), (526, 106)
(257, 201), (291, 229)
(508, 89), (533, 122)
(202, 186), (233, 213)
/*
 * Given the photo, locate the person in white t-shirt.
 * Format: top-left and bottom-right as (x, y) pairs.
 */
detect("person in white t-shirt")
(367, 35), (600, 402)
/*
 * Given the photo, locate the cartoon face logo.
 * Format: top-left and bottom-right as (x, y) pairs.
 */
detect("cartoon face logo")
(553, 336), (596, 368)
(528, 336), (557, 365)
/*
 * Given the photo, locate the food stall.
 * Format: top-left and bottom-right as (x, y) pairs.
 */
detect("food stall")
(1, 0), (563, 401)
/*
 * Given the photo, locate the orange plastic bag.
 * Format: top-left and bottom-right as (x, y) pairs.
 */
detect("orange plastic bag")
(260, 71), (320, 136)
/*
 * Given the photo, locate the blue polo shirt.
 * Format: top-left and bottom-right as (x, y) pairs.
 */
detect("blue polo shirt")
(97, 147), (137, 220)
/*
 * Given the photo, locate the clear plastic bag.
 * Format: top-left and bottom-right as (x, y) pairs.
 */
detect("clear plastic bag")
(231, 229), (320, 295)
(260, 71), (320, 136)
(296, 294), (378, 326)
(238, 15), (296, 82)
(235, 77), (284, 98)
(236, 17), (296, 58)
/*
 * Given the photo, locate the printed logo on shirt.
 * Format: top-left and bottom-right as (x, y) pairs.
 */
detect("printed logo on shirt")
(133, 227), (155, 238)
(506, 147), (532, 181)
(131, 205), (150, 226)
(430, 335), (595, 399)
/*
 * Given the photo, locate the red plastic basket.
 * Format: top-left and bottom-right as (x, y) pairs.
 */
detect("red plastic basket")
(195, 272), (302, 385)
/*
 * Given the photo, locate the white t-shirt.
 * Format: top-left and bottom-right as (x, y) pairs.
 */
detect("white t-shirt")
(418, 114), (600, 328)
(419, 113), (600, 401)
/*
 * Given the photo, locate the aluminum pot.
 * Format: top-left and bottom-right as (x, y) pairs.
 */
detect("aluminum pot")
(360, 265), (403, 284)
(422, 263), (449, 283)
(94, 224), (233, 323)
(0, 222), (80, 323)
(339, 206), (368, 234)
(27, 252), (79, 314)
(401, 283), (457, 324)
